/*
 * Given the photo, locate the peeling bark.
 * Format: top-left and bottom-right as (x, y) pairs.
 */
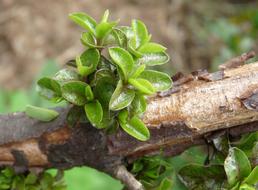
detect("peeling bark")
(1, 61), (258, 189)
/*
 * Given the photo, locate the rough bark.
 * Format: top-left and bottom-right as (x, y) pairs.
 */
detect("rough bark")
(1, 61), (258, 189)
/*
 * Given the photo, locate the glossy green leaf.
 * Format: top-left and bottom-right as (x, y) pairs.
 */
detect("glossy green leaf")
(109, 47), (134, 80)
(119, 26), (134, 40)
(25, 105), (59, 122)
(76, 48), (100, 76)
(118, 113), (150, 141)
(54, 68), (80, 83)
(61, 81), (88, 106)
(130, 94), (147, 115)
(224, 147), (252, 187)
(85, 100), (103, 128)
(138, 42), (167, 53)
(243, 166), (258, 185)
(132, 19), (149, 48)
(128, 38), (143, 58)
(96, 22), (117, 40)
(140, 70), (172, 91)
(136, 52), (170, 66)
(85, 85), (94, 101)
(109, 80), (135, 111)
(112, 28), (128, 48)
(69, 12), (96, 35)
(117, 109), (128, 124)
(37, 77), (62, 102)
(91, 69), (114, 86)
(128, 78), (156, 95)
(81, 32), (103, 48)
(94, 76), (115, 108)
(101, 31), (117, 46)
(130, 64), (146, 78)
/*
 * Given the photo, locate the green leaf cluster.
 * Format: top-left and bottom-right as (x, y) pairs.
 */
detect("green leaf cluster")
(177, 133), (258, 190)
(0, 168), (66, 190)
(129, 132), (258, 190)
(32, 10), (172, 141)
(131, 155), (173, 190)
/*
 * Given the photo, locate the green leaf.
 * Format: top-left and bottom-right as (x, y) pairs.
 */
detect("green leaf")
(25, 173), (37, 185)
(100, 10), (109, 23)
(131, 160), (144, 173)
(128, 38), (143, 58)
(231, 182), (241, 190)
(109, 80), (135, 111)
(94, 75), (115, 108)
(85, 100), (103, 128)
(138, 42), (167, 53)
(251, 142), (258, 166)
(132, 19), (149, 48)
(119, 26), (134, 40)
(130, 64), (146, 78)
(81, 32), (103, 48)
(178, 164), (226, 190)
(118, 112), (150, 141)
(136, 52), (170, 66)
(97, 55), (116, 70)
(111, 28), (128, 48)
(239, 183), (256, 190)
(76, 48), (100, 76)
(108, 47), (134, 80)
(130, 94), (147, 115)
(243, 166), (258, 185)
(140, 70), (172, 91)
(61, 81), (88, 106)
(69, 12), (96, 35)
(85, 85), (94, 101)
(128, 78), (156, 95)
(157, 178), (173, 190)
(96, 22), (117, 40)
(54, 68), (80, 83)
(233, 132), (258, 157)
(94, 109), (115, 129)
(66, 106), (89, 128)
(25, 105), (59, 122)
(37, 77), (62, 102)
(224, 147), (252, 187)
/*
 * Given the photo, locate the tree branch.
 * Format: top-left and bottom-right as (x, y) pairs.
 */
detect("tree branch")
(1, 61), (258, 189)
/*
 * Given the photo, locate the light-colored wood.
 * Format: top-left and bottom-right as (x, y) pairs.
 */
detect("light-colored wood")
(144, 62), (258, 133)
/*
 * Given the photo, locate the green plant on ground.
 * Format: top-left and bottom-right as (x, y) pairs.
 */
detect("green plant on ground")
(27, 10), (172, 141)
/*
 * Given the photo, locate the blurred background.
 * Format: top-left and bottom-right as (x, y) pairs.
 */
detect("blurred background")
(0, 0), (257, 189)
